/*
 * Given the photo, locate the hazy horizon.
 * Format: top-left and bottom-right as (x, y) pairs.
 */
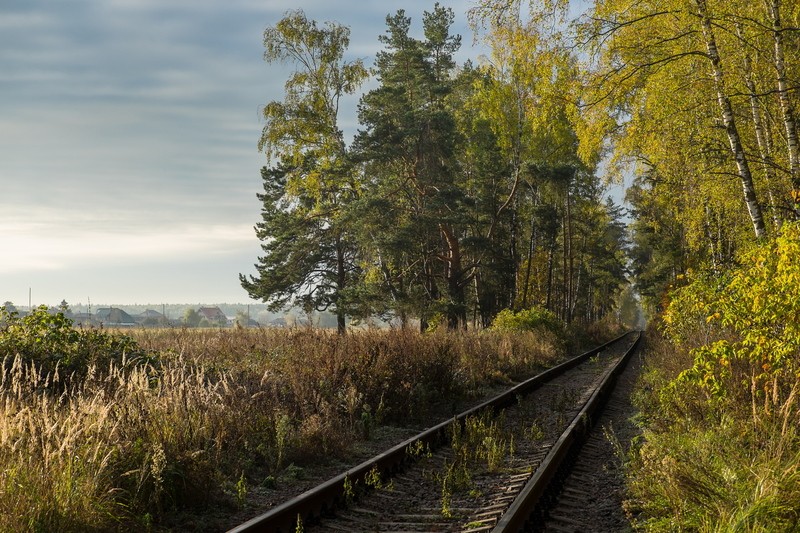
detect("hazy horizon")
(2, 0), (477, 306)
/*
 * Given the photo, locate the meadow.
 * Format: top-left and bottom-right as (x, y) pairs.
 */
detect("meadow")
(0, 307), (604, 531)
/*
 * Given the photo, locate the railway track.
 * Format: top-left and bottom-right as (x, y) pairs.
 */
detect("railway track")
(229, 331), (642, 533)
(539, 332), (645, 532)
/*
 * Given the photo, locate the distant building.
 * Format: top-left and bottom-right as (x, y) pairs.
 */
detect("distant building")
(197, 306), (229, 326)
(96, 307), (137, 327)
(137, 309), (167, 327)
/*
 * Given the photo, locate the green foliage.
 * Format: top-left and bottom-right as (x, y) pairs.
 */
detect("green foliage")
(663, 222), (800, 399)
(258, 9), (367, 174)
(0, 305), (154, 381)
(243, 4), (631, 332)
(183, 308), (201, 328)
(573, 0), (800, 281)
(626, 225), (800, 529)
(626, 333), (800, 532)
(437, 410), (513, 517)
(242, 9), (368, 334)
(626, 176), (690, 316)
(455, 412), (511, 472)
(489, 307), (564, 337)
(352, 4), (472, 329)
(342, 474), (355, 506)
(235, 472), (248, 509)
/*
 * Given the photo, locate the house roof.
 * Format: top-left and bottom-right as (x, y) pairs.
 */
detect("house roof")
(197, 306), (226, 320)
(96, 307), (137, 325)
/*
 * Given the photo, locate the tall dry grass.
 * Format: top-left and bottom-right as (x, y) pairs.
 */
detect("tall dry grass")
(132, 327), (563, 425)
(626, 332), (800, 531)
(0, 353), (273, 531)
(0, 320), (565, 531)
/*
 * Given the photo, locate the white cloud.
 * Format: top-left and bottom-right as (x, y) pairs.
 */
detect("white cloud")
(0, 218), (254, 274)
(0, 0), (483, 304)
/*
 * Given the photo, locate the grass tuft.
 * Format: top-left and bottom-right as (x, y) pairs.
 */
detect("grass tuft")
(0, 315), (567, 530)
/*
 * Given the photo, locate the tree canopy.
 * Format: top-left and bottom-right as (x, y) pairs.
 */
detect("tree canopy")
(243, 4), (644, 331)
(240, 10), (368, 334)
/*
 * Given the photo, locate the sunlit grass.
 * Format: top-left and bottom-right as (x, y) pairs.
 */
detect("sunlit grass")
(625, 333), (800, 531)
(0, 316), (567, 531)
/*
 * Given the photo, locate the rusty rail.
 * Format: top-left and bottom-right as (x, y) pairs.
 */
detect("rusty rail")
(228, 331), (637, 533)
(492, 330), (642, 532)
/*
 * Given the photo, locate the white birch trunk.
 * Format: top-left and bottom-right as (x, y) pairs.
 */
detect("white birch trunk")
(768, 0), (800, 192)
(695, 0), (767, 238)
(737, 22), (782, 228)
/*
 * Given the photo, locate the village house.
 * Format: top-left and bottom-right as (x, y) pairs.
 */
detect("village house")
(197, 306), (229, 326)
(96, 307), (138, 327)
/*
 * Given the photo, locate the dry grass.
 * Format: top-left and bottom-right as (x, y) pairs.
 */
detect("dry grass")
(0, 322), (565, 531)
(626, 332), (800, 531)
(0, 353), (269, 531)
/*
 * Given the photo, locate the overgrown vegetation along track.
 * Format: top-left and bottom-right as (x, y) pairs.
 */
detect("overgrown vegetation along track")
(537, 347), (643, 532)
(229, 332), (641, 533)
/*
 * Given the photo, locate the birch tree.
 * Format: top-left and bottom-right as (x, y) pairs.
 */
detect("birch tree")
(241, 11), (367, 334)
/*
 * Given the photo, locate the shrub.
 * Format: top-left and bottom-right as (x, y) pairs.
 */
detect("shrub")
(626, 223), (800, 530)
(663, 222), (800, 402)
(489, 307), (564, 337)
(626, 333), (800, 532)
(0, 306), (155, 383)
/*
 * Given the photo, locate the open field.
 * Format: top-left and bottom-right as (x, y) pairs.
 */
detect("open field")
(0, 308), (621, 531)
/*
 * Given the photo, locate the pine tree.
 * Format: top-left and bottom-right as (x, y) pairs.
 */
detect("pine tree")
(240, 11), (367, 334)
(353, 5), (468, 329)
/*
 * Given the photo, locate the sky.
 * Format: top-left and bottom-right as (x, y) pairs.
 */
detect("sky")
(1, 0), (480, 307)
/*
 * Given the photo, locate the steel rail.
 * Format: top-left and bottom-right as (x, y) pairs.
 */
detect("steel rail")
(492, 330), (642, 532)
(228, 331), (637, 533)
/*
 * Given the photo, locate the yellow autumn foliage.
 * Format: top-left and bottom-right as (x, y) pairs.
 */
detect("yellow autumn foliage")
(664, 222), (800, 400)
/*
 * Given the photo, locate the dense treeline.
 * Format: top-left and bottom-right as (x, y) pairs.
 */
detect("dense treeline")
(464, 0), (800, 528)
(240, 4), (630, 332)
(576, 0), (800, 312)
(396, 0), (800, 318)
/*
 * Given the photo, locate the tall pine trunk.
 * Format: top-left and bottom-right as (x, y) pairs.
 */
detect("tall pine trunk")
(440, 223), (467, 330)
(335, 234), (347, 335)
